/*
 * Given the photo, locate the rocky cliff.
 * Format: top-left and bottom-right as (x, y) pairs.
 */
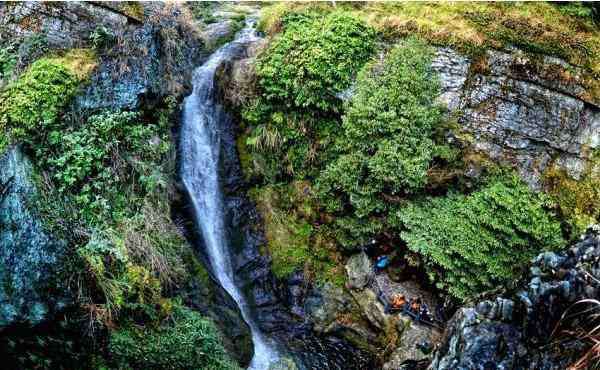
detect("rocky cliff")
(0, 1), (253, 366)
(0, 146), (67, 328)
(433, 47), (600, 189)
(430, 226), (600, 370)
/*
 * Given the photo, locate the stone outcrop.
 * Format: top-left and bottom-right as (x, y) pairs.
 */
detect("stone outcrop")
(0, 2), (129, 48)
(429, 226), (600, 370)
(432, 47), (600, 188)
(0, 2), (205, 110)
(0, 147), (67, 328)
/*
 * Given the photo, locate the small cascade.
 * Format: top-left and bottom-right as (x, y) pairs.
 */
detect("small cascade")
(179, 20), (278, 370)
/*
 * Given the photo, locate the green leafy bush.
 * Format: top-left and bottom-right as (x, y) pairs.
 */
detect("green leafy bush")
(256, 11), (376, 111)
(0, 58), (79, 151)
(316, 38), (443, 247)
(397, 173), (564, 300)
(35, 109), (172, 224)
(109, 305), (239, 370)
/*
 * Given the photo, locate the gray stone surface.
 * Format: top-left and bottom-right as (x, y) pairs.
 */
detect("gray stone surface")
(345, 251), (374, 290)
(429, 226), (600, 370)
(432, 47), (600, 188)
(0, 147), (67, 328)
(0, 2), (205, 111)
(384, 319), (442, 370)
(0, 2), (128, 48)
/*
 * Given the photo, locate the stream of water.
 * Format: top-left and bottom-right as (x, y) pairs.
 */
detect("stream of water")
(179, 20), (279, 370)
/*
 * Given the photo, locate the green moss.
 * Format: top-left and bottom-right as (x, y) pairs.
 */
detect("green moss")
(0, 49), (96, 153)
(251, 183), (345, 286)
(109, 304), (240, 370)
(544, 157), (600, 239)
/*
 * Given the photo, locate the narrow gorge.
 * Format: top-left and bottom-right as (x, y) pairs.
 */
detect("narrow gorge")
(180, 18), (279, 369)
(1, 2), (600, 370)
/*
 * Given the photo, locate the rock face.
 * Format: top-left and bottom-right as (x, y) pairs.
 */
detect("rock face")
(0, 2), (129, 48)
(0, 147), (67, 328)
(1, 3), (252, 364)
(432, 48), (600, 188)
(430, 226), (600, 370)
(0, 1), (205, 110)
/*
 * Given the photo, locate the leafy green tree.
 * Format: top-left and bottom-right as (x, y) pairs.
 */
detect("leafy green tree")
(317, 38), (443, 247)
(396, 173), (564, 300)
(243, 11), (377, 181)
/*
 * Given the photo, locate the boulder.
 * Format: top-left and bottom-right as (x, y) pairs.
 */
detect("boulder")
(304, 283), (351, 333)
(0, 146), (67, 328)
(384, 319), (442, 370)
(350, 288), (388, 331)
(345, 252), (374, 290)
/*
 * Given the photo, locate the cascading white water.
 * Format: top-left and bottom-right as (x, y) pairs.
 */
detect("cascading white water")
(180, 21), (279, 370)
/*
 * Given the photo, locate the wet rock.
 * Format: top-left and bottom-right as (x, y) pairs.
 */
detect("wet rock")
(178, 264), (253, 366)
(429, 308), (526, 370)
(304, 283), (350, 333)
(0, 146), (67, 328)
(350, 288), (388, 331)
(77, 3), (204, 110)
(345, 252), (374, 290)
(384, 320), (442, 370)
(268, 357), (299, 370)
(202, 20), (235, 50)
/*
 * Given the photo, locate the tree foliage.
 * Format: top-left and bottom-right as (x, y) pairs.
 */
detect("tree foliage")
(397, 173), (564, 300)
(256, 11), (376, 111)
(317, 38), (443, 247)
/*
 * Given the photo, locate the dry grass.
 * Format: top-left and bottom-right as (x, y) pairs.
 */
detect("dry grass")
(556, 299), (600, 370)
(47, 48), (97, 81)
(115, 199), (188, 289)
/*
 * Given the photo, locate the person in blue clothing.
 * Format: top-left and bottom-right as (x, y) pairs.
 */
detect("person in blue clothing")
(374, 255), (389, 273)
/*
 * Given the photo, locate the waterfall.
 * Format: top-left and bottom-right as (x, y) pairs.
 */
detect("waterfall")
(179, 21), (278, 370)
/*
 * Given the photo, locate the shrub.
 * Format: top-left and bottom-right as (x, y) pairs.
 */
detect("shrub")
(316, 38), (443, 246)
(256, 11), (376, 111)
(35, 109), (172, 224)
(78, 231), (162, 323)
(396, 173), (564, 300)
(109, 305), (239, 370)
(0, 49), (96, 153)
